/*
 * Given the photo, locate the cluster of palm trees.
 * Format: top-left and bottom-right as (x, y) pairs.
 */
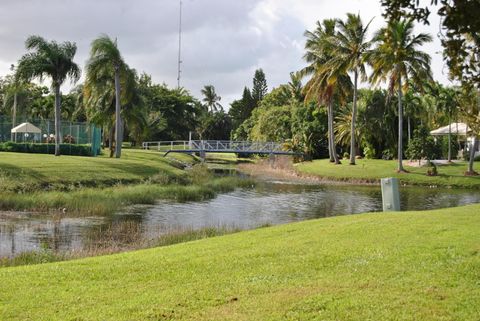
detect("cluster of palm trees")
(302, 14), (432, 171)
(15, 34), (127, 157)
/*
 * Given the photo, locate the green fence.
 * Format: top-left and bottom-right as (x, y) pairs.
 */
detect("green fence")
(0, 116), (102, 156)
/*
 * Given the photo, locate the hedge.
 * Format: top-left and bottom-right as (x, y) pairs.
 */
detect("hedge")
(0, 142), (94, 156)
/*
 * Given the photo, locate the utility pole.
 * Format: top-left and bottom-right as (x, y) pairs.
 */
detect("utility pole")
(177, 0), (183, 89)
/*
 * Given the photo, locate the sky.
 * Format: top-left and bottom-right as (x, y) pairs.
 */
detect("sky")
(0, 0), (449, 107)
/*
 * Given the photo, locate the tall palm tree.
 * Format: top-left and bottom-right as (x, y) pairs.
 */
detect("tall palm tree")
(3, 69), (28, 141)
(201, 85), (222, 112)
(403, 88), (423, 143)
(16, 36), (80, 156)
(328, 13), (373, 164)
(302, 19), (352, 164)
(370, 19), (432, 172)
(84, 61), (137, 157)
(85, 35), (127, 158)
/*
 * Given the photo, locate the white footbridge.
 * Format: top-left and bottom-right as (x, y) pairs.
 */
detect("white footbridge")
(142, 140), (298, 157)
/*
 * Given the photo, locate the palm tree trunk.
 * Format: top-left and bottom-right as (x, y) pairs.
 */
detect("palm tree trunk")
(54, 83), (62, 156)
(349, 70), (358, 165)
(328, 100), (340, 164)
(109, 124), (115, 158)
(407, 116), (411, 143)
(447, 116), (452, 162)
(11, 92), (17, 142)
(114, 66), (122, 158)
(397, 77), (405, 172)
(467, 137), (476, 174)
(324, 98), (334, 162)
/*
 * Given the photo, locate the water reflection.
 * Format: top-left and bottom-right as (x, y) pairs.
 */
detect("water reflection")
(1, 182), (479, 257)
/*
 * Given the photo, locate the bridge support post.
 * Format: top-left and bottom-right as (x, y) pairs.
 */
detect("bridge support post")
(268, 153), (276, 168)
(199, 149), (206, 162)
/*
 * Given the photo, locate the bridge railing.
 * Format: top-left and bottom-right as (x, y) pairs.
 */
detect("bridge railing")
(142, 140), (286, 153)
(142, 140), (191, 151)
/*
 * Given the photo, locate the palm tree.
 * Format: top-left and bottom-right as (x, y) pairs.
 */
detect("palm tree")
(403, 88), (423, 144)
(284, 71), (304, 103)
(370, 19), (432, 172)
(16, 36), (80, 156)
(302, 19), (352, 164)
(201, 85), (222, 112)
(3, 69), (28, 141)
(327, 13), (373, 164)
(85, 35), (127, 158)
(84, 61), (137, 157)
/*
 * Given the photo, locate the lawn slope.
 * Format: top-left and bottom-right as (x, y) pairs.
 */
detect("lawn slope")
(0, 149), (194, 191)
(1, 204), (479, 320)
(296, 159), (480, 188)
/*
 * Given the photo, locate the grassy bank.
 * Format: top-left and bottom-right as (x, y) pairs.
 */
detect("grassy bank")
(1, 204), (479, 320)
(0, 175), (253, 215)
(0, 149), (195, 192)
(296, 159), (480, 188)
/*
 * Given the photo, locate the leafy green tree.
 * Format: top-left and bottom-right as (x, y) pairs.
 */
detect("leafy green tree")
(201, 85), (222, 112)
(369, 19), (432, 171)
(16, 35), (80, 156)
(328, 13), (373, 164)
(458, 84), (480, 175)
(405, 126), (441, 163)
(229, 87), (255, 132)
(291, 101), (329, 159)
(85, 35), (127, 158)
(137, 76), (202, 141)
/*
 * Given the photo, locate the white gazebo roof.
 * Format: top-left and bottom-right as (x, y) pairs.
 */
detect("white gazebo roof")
(11, 122), (42, 134)
(430, 122), (470, 136)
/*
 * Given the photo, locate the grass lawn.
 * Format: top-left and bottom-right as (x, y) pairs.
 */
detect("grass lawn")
(1, 204), (479, 320)
(0, 149), (195, 191)
(296, 159), (480, 189)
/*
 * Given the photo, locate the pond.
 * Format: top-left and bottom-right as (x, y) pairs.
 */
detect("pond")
(1, 181), (479, 257)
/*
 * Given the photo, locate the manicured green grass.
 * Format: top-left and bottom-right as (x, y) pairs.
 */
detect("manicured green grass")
(296, 159), (480, 188)
(1, 204), (479, 320)
(0, 149), (195, 192)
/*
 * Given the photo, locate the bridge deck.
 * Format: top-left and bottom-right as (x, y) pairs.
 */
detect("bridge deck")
(142, 140), (298, 156)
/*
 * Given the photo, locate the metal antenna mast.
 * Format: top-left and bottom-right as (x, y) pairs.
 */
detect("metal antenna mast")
(177, 0), (183, 88)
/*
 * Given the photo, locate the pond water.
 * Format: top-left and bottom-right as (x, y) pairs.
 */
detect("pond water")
(1, 181), (479, 257)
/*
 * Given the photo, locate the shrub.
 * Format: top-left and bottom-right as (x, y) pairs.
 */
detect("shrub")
(363, 144), (376, 159)
(426, 161), (438, 176)
(382, 149), (394, 160)
(0, 142), (93, 156)
(406, 127), (441, 161)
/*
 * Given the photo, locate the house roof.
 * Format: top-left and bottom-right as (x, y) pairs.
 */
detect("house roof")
(11, 122), (42, 134)
(430, 122), (470, 136)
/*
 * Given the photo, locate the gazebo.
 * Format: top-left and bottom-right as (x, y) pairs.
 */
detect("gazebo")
(10, 122), (42, 143)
